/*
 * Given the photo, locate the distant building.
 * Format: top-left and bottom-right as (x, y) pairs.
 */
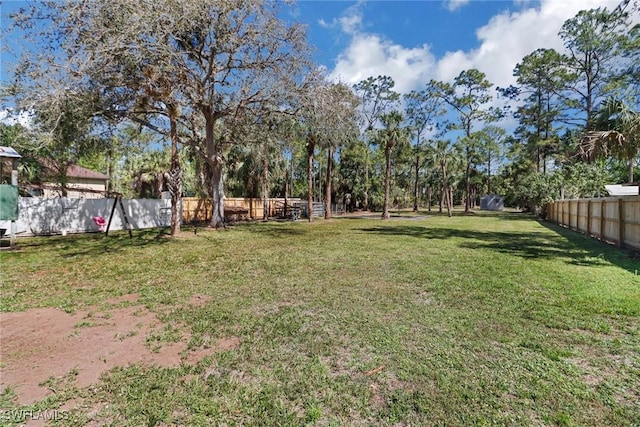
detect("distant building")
(480, 194), (504, 211)
(605, 184), (639, 196)
(38, 163), (109, 199)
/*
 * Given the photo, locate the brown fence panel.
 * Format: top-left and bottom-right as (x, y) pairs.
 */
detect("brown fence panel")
(181, 197), (304, 223)
(546, 196), (640, 251)
(224, 198), (262, 219)
(182, 197), (212, 222)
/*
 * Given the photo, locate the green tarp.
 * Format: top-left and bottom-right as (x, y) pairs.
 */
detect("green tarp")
(0, 184), (19, 220)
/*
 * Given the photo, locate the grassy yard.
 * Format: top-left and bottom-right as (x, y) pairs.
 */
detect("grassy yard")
(1, 211), (639, 426)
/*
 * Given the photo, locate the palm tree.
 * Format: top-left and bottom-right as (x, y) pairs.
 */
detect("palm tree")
(128, 149), (169, 199)
(431, 140), (461, 217)
(579, 98), (639, 184)
(298, 73), (359, 222)
(376, 111), (410, 220)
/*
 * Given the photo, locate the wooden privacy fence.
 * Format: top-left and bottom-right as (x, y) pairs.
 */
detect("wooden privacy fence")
(182, 197), (304, 222)
(546, 196), (640, 251)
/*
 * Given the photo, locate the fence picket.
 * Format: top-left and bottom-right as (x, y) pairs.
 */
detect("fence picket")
(547, 196), (639, 251)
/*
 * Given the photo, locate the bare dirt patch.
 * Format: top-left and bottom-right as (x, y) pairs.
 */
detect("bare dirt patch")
(187, 293), (213, 307)
(0, 296), (239, 405)
(106, 293), (140, 305)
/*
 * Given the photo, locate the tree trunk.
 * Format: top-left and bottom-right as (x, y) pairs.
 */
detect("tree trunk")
(363, 143), (369, 211)
(427, 185), (432, 212)
(464, 147), (471, 213)
(441, 162), (451, 217)
(448, 186), (454, 216)
(413, 149), (420, 212)
(284, 168), (289, 219)
(204, 108), (225, 229)
(209, 159), (225, 228)
(325, 146), (334, 219)
(382, 145), (392, 220)
(629, 159), (634, 184)
(307, 137), (315, 223)
(168, 107), (182, 236)
(445, 187), (450, 213)
(487, 156), (491, 195)
(106, 151), (111, 193)
(262, 156), (269, 220)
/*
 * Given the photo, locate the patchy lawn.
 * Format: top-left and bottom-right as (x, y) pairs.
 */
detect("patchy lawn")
(1, 211), (639, 426)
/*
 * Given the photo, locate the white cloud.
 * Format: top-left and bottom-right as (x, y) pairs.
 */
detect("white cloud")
(435, 51), (473, 82)
(457, 0), (624, 88)
(326, 0), (626, 95)
(328, 34), (437, 94)
(443, 0), (471, 12)
(317, 1), (364, 35)
(339, 12), (363, 35)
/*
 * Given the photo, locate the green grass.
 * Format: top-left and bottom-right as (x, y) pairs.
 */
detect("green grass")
(1, 210), (639, 426)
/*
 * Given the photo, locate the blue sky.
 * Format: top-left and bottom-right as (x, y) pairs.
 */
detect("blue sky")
(290, 0), (627, 94)
(0, 0), (631, 126)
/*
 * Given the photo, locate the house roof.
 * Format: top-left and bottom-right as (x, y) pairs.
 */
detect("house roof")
(39, 159), (109, 181)
(65, 164), (109, 180)
(0, 146), (22, 159)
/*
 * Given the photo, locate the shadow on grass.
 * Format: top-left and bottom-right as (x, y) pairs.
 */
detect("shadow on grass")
(358, 220), (639, 274)
(340, 213), (431, 221)
(470, 211), (540, 221)
(537, 220), (640, 274)
(416, 210), (541, 222)
(45, 228), (174, 258)
(233, 221), (308, 238)
(341, 209), (535, 221)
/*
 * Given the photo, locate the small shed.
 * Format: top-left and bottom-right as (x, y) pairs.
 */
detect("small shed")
(480, 194), (504, 211)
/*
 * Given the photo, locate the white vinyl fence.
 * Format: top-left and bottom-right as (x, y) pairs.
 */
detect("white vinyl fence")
(0, 197), (171, 236)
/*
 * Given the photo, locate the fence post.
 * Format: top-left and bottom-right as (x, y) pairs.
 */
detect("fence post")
(586, 200), (591, 237)
(600, 200), (606, 242)
(618, 198), (625, 248)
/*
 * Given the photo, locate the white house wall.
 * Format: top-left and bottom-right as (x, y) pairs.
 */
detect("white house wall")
(42, 178), (108, 199)
(0, 197), (172, 236)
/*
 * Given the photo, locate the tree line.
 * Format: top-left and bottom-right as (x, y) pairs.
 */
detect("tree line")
(1, 0), (638, 235)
